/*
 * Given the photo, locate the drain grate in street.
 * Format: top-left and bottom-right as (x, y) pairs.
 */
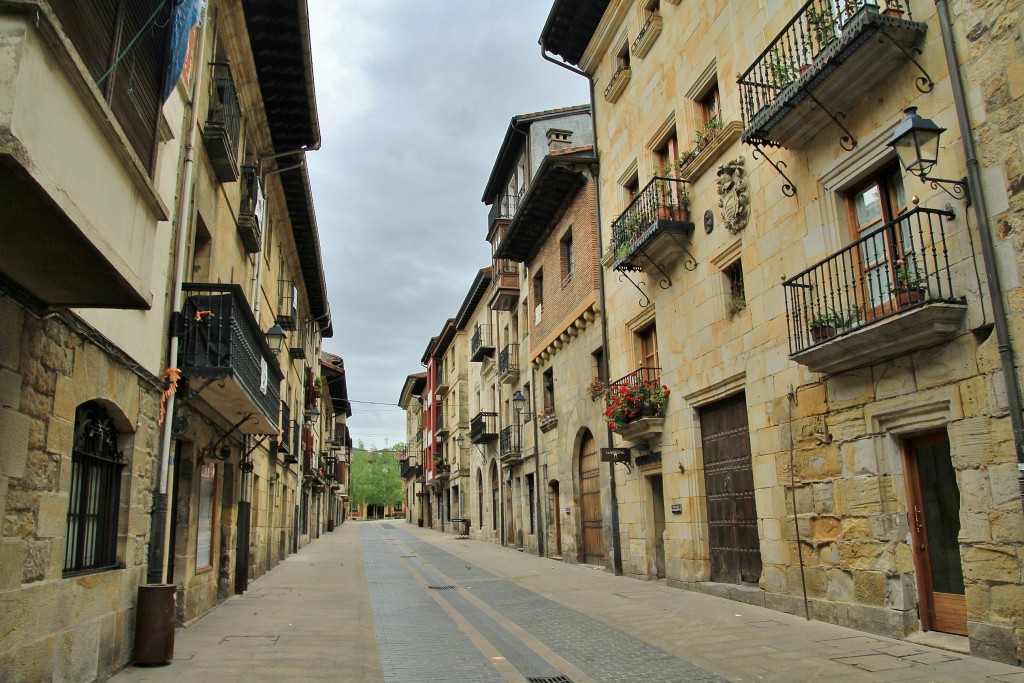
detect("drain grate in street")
(399, 555), (415, 558)
(427, 585), (458, 590)
(527, 676), (573, 683)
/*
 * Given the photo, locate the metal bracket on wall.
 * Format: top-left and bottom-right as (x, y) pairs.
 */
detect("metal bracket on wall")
(209, 413), (256, 461)
(806, 92), (857, 151)
(877, 31), (934, 94)
(751, 144), (796, 197)
(615, 264), (651, 308)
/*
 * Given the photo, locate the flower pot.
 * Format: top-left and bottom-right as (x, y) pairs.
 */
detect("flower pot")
(896, 287), (926, 308)
(657, 206), (688, 222)
(809, 324), (838, 343)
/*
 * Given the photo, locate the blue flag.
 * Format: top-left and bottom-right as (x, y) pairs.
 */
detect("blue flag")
(162, 0), (206, 101)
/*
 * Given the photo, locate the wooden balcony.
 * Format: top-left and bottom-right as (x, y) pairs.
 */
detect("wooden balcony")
(489, 260), (521, 311)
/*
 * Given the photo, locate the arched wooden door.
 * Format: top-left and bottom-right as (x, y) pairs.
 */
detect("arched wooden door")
(578, 431), (604, 565)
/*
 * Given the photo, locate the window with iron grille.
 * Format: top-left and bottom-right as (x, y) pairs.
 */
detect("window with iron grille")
(64, 402), (125, 575)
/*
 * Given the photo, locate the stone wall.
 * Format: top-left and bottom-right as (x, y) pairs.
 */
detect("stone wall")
(0, 297), (161, 681)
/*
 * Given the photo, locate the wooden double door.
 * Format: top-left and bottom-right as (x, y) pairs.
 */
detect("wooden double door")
(904, 433), (967, 635)
(700, 392), (761, 585)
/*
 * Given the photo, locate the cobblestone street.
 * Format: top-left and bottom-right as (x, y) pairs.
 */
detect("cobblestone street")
(111, 520), (1024, 683)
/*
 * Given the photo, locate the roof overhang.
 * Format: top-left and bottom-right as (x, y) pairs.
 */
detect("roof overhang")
(493, 151), (596, 262)
(242, 0), (320, 151)
(399, 372), (428, 408)
(539, 0), (609, 67)
(454, 268), (493, 329)
(280, 164), (332, 336)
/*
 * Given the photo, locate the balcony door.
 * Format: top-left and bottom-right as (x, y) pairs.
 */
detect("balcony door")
(847, 168), (910, 312)
(904, 433), (967, 635)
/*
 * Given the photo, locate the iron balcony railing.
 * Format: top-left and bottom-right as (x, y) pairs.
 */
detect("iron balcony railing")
(470, 412), (498, 443)
(289, 321), (309, 361)
(178, 284), (283, 431)
(607, 367), (665, 421)
(783, 206), (966, 354)
(237, 165), (264, 253)
(281, 403), (292, 454)
(203, 62), (242, 182)
(610, 176), (691, 262)
(738, 1), (912, 138)
(498, 344), (520, 376)
(277, 280), (297, 330)
(488, 191), (521, 226)
(471, 324), (495, 361)
(499, 425), (521, 458)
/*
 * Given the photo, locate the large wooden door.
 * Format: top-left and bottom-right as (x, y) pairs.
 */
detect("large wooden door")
(579, 431), (605, 565)
(700, 392), (761, 585)
(904, 434), (967, 635)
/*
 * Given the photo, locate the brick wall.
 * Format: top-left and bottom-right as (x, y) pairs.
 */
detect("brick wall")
(528, 180), (599, 348)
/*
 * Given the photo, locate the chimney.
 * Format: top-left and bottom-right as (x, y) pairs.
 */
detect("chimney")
(546, 128), (573, 152)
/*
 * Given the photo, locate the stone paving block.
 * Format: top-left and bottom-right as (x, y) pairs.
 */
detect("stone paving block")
(834, 653), (915, 671)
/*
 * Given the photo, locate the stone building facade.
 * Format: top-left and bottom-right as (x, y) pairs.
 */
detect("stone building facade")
(0, 0), (339, 679)
(540, 0), (1024, 665)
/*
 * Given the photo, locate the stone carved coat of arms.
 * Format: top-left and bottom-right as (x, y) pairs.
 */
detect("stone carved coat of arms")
(716, 157), (749, 234)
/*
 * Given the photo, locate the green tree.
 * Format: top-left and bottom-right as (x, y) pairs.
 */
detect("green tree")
(349, 447), (403, 519)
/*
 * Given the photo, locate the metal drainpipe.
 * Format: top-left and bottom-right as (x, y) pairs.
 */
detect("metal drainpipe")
(149, 9), (210, 586)
(935, 0), (1024, 502)
(529, 365), (544, 556)
(541, 46), (623, 575)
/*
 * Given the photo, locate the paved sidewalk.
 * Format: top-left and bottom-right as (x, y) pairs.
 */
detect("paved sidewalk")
(110, 520), (1024, 682)
(112, 522), (383, 682)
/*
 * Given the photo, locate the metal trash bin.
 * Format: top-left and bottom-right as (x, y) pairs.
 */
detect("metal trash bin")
(134, 584), (175, 665)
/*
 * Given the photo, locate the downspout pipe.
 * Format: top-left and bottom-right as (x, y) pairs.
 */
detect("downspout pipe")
(542, 45), (623, 575)
(149, 8), (209, 586)
(935, 0), (1024, 501)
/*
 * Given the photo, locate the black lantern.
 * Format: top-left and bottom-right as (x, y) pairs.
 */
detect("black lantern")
(887, 107), (969, 202)
(512, 389), (525, 416)
(265, 323), (287, 353)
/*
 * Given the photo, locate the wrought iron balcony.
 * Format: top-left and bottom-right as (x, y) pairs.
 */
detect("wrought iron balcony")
(436, 405), (449, 437)
(237, 165), (264, 253)
(499, 425), (521, 462)
(604, 64), (631, 104)
(739, 1), (926, 154)
(498, 344), (520, 385)
(277, 280), (297, 330)
(471, 324), (495, 362)
(783, 206), (970, 374)
(488, 191), (521, 230)
(202, 63), (242, 183)
(289, 322), (308, 361)
(177, 284), (282, 434)
(470, 412), (498, 444)
(611, 177), (695, 286)
(437, 367), (452, 396)
(607, 367), (666, 443)
(489, 259), (520, 311)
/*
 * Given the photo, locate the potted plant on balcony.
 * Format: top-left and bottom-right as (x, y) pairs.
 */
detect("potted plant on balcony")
(312, 375), (323, 398)
(586, 377), (606, 402)
(808, 309), (843, 343)
(537, 403), (557, 431)
(892, 258), (927, 308)
(603, 381), (669, 433)
(807, 5), (837, 49)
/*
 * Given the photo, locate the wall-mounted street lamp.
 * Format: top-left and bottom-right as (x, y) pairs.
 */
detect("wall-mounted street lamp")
(265, 323), (287, 353)
(887, 107), (970, 204)
(455, 433), (465, 449)
(512, 389), (526, 425)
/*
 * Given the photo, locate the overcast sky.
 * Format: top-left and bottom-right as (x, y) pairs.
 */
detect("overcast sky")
(304, 1), (589, 449)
